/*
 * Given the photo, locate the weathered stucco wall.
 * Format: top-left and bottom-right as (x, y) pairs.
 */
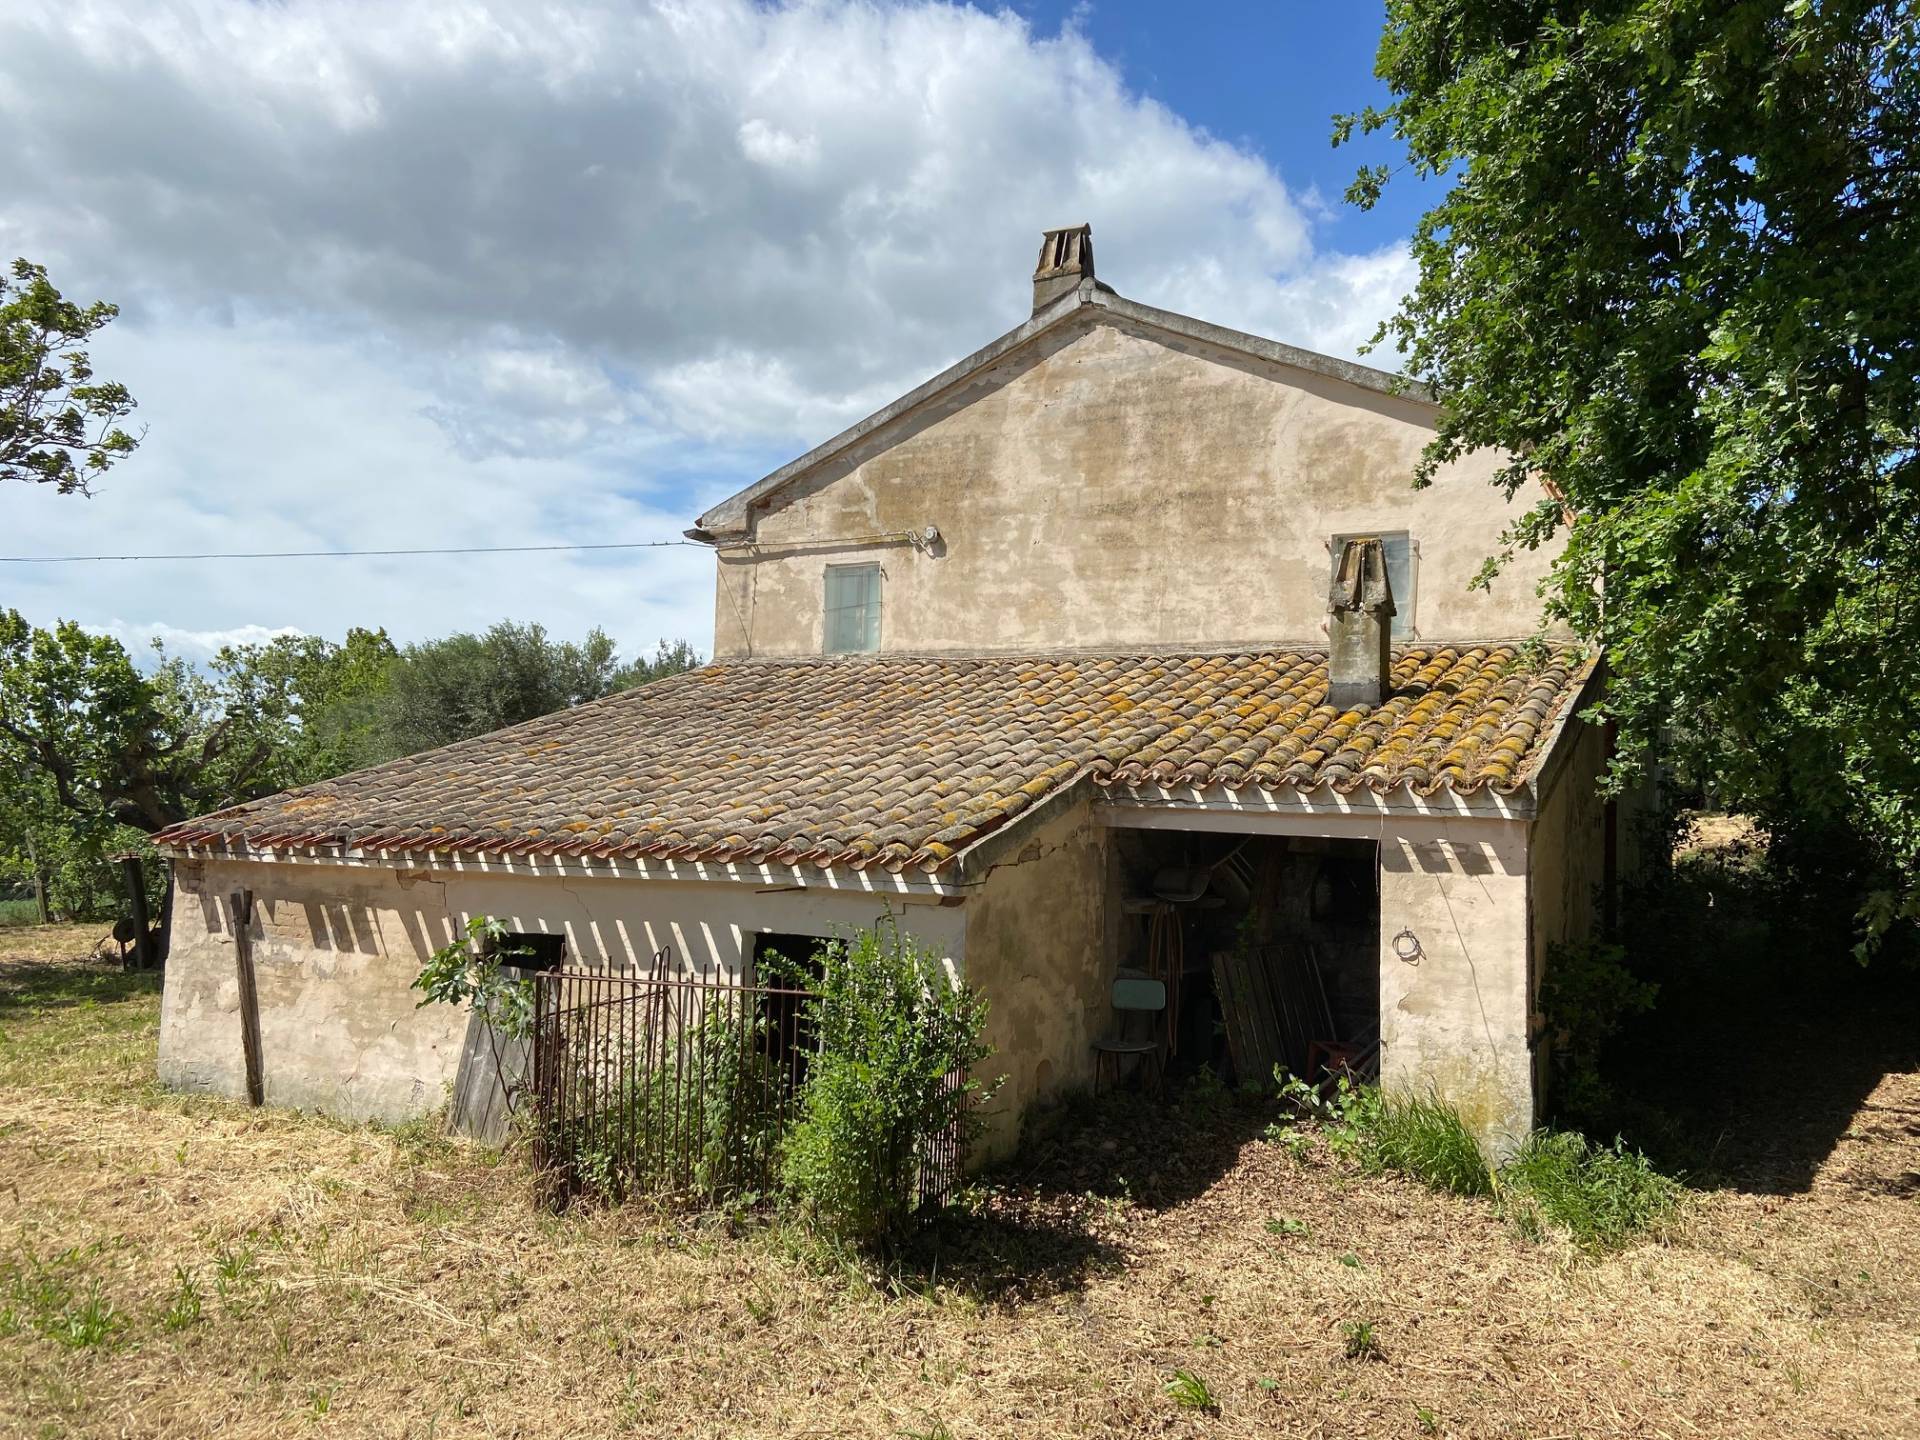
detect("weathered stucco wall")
(714, 315), (1562, 658)
(958, 799), (1110, 1163)
(158, 857), (965, 1123)
(1527, 721), (1609, 1111)
(1530, 723), (1607, 960)
(1377, 818), (1536, 1159)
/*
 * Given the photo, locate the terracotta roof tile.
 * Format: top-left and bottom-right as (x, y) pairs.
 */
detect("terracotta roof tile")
(155, 644), (1592, 874)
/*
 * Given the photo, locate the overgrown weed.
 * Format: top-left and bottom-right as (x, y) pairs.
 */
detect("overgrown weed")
(1498, 1130), (1682, 1253)
(1274, 1072), (1681, 1253)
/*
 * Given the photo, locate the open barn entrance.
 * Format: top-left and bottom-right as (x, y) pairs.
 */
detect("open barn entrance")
(1110, 829), (1380, 1089)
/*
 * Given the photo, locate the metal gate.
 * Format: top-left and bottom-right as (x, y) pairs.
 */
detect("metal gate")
(529, 956), (966, 1209)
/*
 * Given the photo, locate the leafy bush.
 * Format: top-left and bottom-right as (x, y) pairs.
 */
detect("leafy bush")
(1498, 1130), (1682, 1253)
(412, 916), (536, 1039)
(777, 922), (994, 1247)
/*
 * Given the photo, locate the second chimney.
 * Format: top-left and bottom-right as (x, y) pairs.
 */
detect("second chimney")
(1327, 537), (1396, 710)
(1033, 223), (1094, 312)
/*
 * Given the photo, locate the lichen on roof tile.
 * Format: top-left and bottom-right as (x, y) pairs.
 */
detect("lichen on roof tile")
(154, 644), (1593, 874)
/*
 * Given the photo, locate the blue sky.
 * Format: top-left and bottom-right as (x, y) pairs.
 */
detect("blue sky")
(1017, 2), (1429, 253)
(0, 0), (1431, 664)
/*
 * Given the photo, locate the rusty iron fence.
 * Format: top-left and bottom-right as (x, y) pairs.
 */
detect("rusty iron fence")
(529, 958), (967, 1210)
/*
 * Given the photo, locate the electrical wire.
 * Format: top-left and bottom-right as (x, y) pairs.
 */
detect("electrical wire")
(0, 540), (706, 563)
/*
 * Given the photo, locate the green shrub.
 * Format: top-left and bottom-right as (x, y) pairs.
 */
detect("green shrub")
(412, 916), (536, 1040)
(1499, 1129), (1682, 1253)
(777, 922), (994, 1248)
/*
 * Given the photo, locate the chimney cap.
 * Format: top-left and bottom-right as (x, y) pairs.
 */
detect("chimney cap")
(1329, 535), (1396, 617)
(1032, 223), (1095, 312)
(1034, 223), (1094, 280)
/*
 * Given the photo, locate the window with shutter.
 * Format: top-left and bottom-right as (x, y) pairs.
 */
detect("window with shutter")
(823, 563), (882, 653)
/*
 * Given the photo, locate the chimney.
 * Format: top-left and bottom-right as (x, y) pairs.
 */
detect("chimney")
(1033, 223), (1094, 312)
(1327, 537), (1396, 709)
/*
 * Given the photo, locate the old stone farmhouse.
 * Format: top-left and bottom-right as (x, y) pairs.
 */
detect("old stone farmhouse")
(154, 226), (1627, 1159)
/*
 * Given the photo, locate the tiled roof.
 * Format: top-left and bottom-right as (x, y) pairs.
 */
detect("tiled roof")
(156, 644), (1592, 874)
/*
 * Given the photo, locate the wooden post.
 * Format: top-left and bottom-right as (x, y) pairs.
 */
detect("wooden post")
(227, 890), (264, 1107)
(120, 857), (156, 970)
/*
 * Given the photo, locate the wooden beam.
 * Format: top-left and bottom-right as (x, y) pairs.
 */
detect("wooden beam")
(227, 889), (264, 1107)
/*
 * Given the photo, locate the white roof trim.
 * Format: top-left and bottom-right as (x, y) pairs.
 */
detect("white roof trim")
(1100, 779), (1533, 827)
(694, 280), (1430, 539)
(158, 840), (963, 897)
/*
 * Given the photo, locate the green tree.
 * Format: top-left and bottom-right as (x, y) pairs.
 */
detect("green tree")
(1, 259), (139, 493)
(613, 637), (703, 691)
(206, 627), (399, 786)
(0, 613), (258, 837)
(378, 621), (623, 756)
(1346, 2), (1920, 948)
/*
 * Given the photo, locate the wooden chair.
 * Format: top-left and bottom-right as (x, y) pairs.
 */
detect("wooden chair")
(1093, 972), (1167, 1092)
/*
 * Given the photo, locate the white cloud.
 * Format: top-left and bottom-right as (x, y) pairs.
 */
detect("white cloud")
(0, 0), (1414, 658)
(89, 620), (309, 667)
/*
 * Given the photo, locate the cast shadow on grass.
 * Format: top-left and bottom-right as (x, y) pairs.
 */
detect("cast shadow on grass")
(1592, 846), (1920, 1199)
(0, 957), (163, 1018)
(887, 1080), (1272, 1303)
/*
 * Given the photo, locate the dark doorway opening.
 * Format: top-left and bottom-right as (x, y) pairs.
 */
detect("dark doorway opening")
(497, 931), (565, 972)
(1112, 831), (1380, 1088)
(750, 932), (831, 1073)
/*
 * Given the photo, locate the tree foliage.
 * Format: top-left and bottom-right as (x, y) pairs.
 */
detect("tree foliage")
(378, 623), (698, 757)
(0, 611), (702, 925)
(1347, 2), (1920, 946)
(0, 259), (139, 493)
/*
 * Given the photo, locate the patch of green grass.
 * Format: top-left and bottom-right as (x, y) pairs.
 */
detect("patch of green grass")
(0, 898), (45, 927)
(1279, 1072), (1682, 1254)
(1264, 1216), (1309, 1238)
(1499, 1130), (1682, 1253)
(1340, 1318), (1381, 1361)
(1366, 1093), (1494, 1198)
(0, 949), (164, 1096)
(214, 1242), (259, 1297)
(0, 1246), (127, 1350)
(1415, 1403), (1441, 1434)
(1165, 1368), (1218, 1412)
(49, 1286), (123, 1349)
(158, 1267), (204, 1332)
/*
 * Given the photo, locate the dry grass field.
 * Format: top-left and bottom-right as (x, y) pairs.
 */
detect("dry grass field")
(2, 918), (1917, 1439)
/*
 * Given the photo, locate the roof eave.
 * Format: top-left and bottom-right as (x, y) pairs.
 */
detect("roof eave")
(1520, 649), (1607, 811)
